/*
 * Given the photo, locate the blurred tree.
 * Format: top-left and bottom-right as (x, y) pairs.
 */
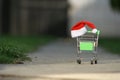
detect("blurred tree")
(0, 0), (69, 37)
(110, 0), (120, 11)
(1, 0), (11, 34)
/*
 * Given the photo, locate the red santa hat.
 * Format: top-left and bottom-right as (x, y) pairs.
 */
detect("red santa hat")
(71, 20), (97, 38)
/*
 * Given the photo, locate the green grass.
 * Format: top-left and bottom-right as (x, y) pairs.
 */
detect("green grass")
(0, 35), (56, 64)
(99, 38), (120, 54)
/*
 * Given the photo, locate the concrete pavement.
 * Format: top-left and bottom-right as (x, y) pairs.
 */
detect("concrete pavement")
(0, 39), (120, 80)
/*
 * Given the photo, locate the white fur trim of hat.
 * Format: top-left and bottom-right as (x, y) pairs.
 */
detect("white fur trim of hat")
(92, 28), (97, 33)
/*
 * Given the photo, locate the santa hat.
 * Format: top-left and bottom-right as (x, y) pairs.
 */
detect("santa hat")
(84, 20), (97, 33)
(71, 20), (97, 38)
(71, 21), (87, 38)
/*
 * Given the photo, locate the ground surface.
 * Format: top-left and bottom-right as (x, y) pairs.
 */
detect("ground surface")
(0, 39), (120, 80)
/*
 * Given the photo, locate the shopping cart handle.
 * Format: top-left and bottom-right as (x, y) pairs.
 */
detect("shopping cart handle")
(97, 30), (100, 35)
(87, 30), (100, 35)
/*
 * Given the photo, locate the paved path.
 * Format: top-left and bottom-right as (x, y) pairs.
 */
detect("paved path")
(0, 39), (120, 80)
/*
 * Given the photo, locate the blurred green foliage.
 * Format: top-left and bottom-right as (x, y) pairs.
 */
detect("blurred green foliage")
(99, 38), (120, 54)
(0, 43), (29, 63)
(0, 35), (56, 64)
(110, 0), (120, 11)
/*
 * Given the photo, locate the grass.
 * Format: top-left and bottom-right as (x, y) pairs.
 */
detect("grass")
(99, 37), (120, 54)
(0, 35), (56, 64)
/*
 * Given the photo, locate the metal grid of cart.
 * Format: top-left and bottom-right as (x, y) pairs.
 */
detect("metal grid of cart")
(76, 30), (100, 64)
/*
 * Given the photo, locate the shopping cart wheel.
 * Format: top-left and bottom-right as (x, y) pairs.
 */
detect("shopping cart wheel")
(95, 60), (97, 64)
(91, 60), (93, 64)
(77, 59), (81, 64)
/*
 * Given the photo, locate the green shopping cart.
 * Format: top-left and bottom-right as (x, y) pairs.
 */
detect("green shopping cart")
(76, 30), (100, 64)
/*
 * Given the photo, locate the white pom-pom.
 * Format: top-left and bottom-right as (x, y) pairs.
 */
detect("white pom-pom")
(92, 29), (97, 33)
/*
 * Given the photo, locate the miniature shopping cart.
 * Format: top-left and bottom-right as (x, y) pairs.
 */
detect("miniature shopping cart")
(76, 30), (100, 64)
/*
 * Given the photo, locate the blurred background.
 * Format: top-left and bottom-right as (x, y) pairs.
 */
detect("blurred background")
(0, 0), (120, 64)
(0, 0), (69, 37)
(0, 0), (120, 37)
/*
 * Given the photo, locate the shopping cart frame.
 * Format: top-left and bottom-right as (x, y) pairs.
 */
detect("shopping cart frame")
(76, 30), (100, 64)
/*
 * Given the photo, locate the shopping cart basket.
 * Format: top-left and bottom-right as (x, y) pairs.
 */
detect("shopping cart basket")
(76, 30), (100, 64)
